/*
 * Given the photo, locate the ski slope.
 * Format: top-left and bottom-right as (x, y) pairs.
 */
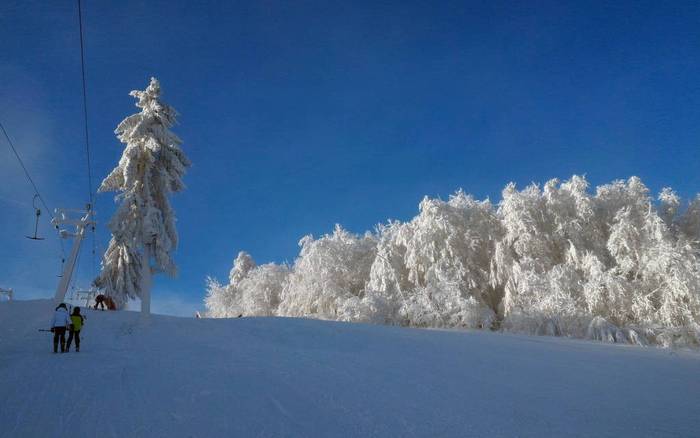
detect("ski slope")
(1, 300), (699, 438)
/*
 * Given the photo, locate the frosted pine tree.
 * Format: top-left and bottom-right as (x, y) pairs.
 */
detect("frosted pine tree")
(95, 78), (190, 314)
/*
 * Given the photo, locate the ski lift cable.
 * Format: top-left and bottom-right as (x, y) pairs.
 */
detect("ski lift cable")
(70, 248), (83, 293)
(0, 121), (55, 221)
(76, 0), (97, 277)
(0, 120), (67, 260)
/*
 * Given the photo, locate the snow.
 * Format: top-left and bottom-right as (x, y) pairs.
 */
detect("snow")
(2, 300), (699, 437)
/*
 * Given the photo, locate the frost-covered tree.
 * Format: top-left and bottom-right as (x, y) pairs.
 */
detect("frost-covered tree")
(366, 191), (502, 327)
(679, 195), (700, 244)
(493, 177), (598, 334)
(279, 225), (377, 320)
(203, 278), (236, 319)
(204, 252), (253, 318)
(658, 187), (680, 229)
(491, 176), (700, 345)
(229, 251), (256, 285)
(238, 263), (290, 316)
(204, 175), (700, 347)
(205, 251), (289, 317)
(95, 78), (190, 313)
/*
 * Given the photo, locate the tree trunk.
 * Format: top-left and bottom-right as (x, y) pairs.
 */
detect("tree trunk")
(141, 244), (152, 317)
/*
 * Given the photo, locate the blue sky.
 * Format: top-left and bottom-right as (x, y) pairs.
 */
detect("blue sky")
(1, 0), (699, 315)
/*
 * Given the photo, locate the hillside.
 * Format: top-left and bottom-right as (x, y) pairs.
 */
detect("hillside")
(1, 300), (699, 437)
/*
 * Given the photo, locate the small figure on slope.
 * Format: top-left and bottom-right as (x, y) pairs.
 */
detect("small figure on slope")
(50, 303), (71, 353)
(66, 307), (85, 352)
(94, 294), (116, 311)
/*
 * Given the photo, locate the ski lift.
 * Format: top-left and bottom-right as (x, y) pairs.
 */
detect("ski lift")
(73, 288), (97, 308)
(26, 194), (45, 240)
(0, 288), (13, 301)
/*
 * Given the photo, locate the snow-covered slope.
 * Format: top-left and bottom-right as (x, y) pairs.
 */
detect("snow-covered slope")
(1, 300), (699, 438)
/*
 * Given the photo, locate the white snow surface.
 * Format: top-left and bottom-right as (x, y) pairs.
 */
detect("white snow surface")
(1, 300), (699, 438)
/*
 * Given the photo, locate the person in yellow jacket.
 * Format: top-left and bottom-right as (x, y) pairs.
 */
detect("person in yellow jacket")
(66, 307), (85, 352)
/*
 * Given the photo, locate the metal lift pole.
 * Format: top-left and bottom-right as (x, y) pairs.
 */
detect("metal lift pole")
(53, 208), (95, 305)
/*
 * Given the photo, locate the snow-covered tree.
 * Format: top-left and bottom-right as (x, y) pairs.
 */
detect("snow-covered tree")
(366, 191), (502, 327)
(279, 225), (377, 320)
(678, 195), (700, 244)
(229, 251), (256, 285)
(203, 278), (237, 319)
(658, 187), (680, 229)
(204, 175), (700, 347)
(204, 251), (289, 317)
(238, 264), (290, 316)
(95, 78), (190, 313)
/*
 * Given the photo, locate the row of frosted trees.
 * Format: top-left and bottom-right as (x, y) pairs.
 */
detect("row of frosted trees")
(205, 176), (700, 347)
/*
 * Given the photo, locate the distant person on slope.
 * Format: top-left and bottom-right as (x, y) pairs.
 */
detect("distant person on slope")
(66, 307), (85, 352)
(94, 294), (116, 311)
(94, 294), (107, 310)
(50, 303), (71, 353)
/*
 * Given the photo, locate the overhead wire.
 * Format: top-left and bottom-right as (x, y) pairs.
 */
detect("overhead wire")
(76, 0), (98, 278)
(1, 1), (98, 288)
(3, 1), (99, 290)
(0, 120), (67, 262)
(0, 121), (54, 220)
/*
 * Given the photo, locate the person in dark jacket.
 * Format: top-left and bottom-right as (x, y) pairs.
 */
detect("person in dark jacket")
(94, 294), (106, 310)
(50, 303), (71, 353)
(66, 307), (85, 352)
(94, 294), (117, 310)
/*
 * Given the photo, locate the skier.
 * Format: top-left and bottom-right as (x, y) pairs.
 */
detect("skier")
(66, 307), (85, 352)
(94, 294), (106, 310)
(94, 294), (117, 311)
(50, 303), (72, 353)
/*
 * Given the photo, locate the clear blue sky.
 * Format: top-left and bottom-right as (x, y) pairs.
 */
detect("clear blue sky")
(1, 0), (699, 315)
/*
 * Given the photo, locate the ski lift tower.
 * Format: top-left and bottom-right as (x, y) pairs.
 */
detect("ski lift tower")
(0, 287), (12, 301)
(73, 287), (98, 308)
(52, 206), (95, 305)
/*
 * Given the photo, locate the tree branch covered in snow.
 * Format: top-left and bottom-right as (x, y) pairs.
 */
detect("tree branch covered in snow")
(205, 176), (700, 347)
